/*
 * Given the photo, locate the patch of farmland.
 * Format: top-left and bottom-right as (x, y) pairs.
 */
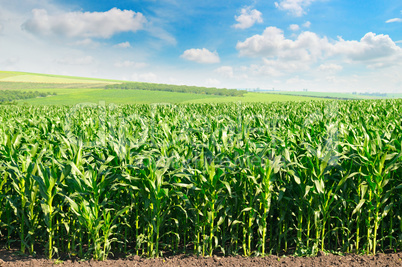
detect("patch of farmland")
(17, 90), (325, 105)
(184, 92), (323, 103)
(16, 88), (224, 105)
(0, 99), (401, 261)
(0, 74), (116, 84)
(0, 71), (327, 104)
(0, 71), (22, 79)
(0, 82), (111, 90)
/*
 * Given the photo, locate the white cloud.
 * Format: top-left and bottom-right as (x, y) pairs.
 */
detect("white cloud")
(180, 48), (220, 64)
(249, 58), (311, 77)
(237, 27), (402, 66)
(248, 63), (287, 77)
(0, 24), (3, 33)
(236, 27), (330, 62)
(22, 8), (147, 39)
(233, 7), (263, 29)
(236, 27), (402, 80)
(289, 24), (300, 31)
(333, 33), (402, 62)
(386, 18), (402, 23)
(114, 41), (131, 48)
(302, 21), (311, 28)
(114, 61), (148, 68)
(56, 56), (94, 65)
(318, 63), (343, 72)
(215, 66), (234, 78)
(275, 0), (317, 17)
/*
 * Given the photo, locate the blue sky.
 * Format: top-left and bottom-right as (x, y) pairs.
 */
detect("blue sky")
(1, 0), (402, 92)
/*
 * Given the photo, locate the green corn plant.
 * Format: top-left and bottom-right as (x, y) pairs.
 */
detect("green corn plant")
(6, 159), (41, 255)
(34, 161), (65, 259)
(0, 166), (8, 237)
(235, 152), (259, 256)
(362, 149), (402, 254)
(257, 155), (282, 256)
(134, 156), (174, 257)
(65, 156), (128, 260)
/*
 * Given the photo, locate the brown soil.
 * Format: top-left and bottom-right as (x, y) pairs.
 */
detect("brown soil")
(1, 249), (402, 267)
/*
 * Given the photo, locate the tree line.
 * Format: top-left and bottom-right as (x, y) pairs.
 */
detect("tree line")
(0, 90), (56, 104)
(105, 82), (246, 97)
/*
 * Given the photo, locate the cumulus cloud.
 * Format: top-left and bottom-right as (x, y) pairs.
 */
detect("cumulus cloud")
(289, 24), (300, 31)
(248, 62), (295, 77)
(236, 27), (402, 78)
(114, 41), (131, 48)
(180, 48), (220, 64)
(236, 27), (330, 61)
(302, 21), (311, 28)
(237, 27), (402, 65)
(334, 33), (402, 62)
(275, 0), (317, 17)
(215, 66), (234, 78)
(22, 8), (147, 39)
(56, 56), (94, 65)
(233, 7), (263, 29)
(386, 18), (402, 23)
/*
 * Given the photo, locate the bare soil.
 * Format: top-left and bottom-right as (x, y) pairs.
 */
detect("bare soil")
(1, 248), (402, 267)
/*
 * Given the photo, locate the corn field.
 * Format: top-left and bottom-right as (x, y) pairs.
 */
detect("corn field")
(0, 100), (401, 260)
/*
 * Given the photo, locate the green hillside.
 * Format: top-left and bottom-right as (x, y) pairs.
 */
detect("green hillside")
(0, 71), (326, 104)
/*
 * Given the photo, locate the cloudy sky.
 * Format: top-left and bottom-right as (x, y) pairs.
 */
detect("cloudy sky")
(1, 0), (402, 92)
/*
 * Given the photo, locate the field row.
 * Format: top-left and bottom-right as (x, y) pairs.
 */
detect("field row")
(0, 100), (401, 260)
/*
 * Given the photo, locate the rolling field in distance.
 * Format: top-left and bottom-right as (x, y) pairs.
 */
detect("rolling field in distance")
(0, 70), (121, 84)
(17, 89), (324, 105)
(1, 70), (326, 104)
(264, 90), (402, 100)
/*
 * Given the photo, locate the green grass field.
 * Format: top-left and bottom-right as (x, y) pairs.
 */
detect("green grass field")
(1, 70), (326, 104)
(17, 89), (321, 105)
(183, 92), (321, 104)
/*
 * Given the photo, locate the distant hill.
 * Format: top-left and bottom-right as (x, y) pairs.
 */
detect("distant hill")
(0, 70), (327, 105)
(0, 71), (120, 84)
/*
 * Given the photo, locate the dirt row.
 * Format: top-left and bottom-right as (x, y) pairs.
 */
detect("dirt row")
(1, 249), (402, 267)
